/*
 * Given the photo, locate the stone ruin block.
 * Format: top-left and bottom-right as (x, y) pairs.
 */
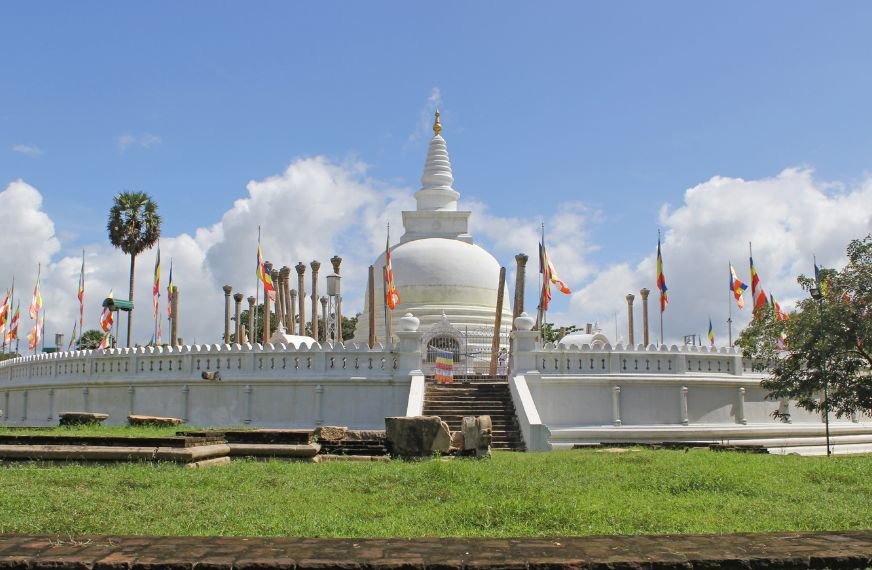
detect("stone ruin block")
(384, 416), (451, 458)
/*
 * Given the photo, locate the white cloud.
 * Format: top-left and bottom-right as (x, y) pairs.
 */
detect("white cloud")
(569, 168), (872, 346)
(11, 144), (43, 156)
(116, 133), (162, 153)
(408, 87), (443, 143)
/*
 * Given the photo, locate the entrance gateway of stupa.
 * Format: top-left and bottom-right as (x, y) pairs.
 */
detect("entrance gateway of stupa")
(2, 112), (872, 455)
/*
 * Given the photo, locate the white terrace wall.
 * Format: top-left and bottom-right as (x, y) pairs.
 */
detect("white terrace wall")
(0, 334), (425, 430)
(509, 326), (872, 451)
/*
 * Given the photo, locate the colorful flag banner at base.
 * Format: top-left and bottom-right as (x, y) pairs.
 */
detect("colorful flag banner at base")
(434, 349), (454, 384)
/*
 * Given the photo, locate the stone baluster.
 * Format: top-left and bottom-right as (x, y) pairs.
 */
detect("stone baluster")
(512, 253), (528, 330)
(331, 255), (343, 342)
(280, 266), (291, 330)
(295, 263), (306, 336)
(640, 288), (650, 347)
(310, 261), (320, 340)
(233, 293), (243, 343)
(222, 285), (233, 344)
(272, 268), (283, 332)
(626, 294), (635, 346)
(247, 296), (256, 345)
(320, 296), (328, 342)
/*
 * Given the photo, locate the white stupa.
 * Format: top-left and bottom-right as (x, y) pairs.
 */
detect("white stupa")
(354, 111), (513, 351)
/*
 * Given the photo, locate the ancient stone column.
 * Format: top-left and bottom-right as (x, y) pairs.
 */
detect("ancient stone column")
(295, 262), (306, 336)
(368, 265), (376, 348)
(289, 289), (297, 332)
(170, 288), (180, 346)
(262, 262), (273, 343)
(233, 293), (244, 343)
(626, 294), (636, 346)
(310, 261), (320, 340)
(320, 296), (328, 342)
(331, 255), (343, 342)
(639, 288), (651, 347)
(512, 253), (529, 330)
(222, 285), (233, 344)
(271, 268), (283, 332)
(279, 266), (291, 330)
(247, 296), (256, 344)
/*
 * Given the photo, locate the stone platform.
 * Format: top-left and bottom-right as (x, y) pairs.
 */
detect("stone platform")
(0, 531), (870, 569)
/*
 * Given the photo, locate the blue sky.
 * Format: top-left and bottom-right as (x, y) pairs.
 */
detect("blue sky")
(2, 2), (872, 345)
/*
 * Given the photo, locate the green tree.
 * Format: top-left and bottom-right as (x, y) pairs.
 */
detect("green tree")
(78, 329), (106, 350)
(107, 192), (161, 348)
(738, 235), (872, 418)
(541, 322), (580, 344)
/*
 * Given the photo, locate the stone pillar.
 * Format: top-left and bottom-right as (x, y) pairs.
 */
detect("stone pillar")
(612, 386), (622, 426)
(512, 254), (529, 330)
(280, 266), (291, 330)
(295, 262), (306, 336)
(247, 296), (256, 345)
(271, 268), (283, 332)
(680, 386), (689, 426)
(170, 288), (180, 346)
(639, 288), (651, 347)
(626, 294), (635, 346)
(289, 289), (297, 332)
(262, 262), (273, 343)
(320, 296), (328, 342)
(331, 256), (343, 342)
(222, 285), (233, 344)
(233, 293), (243, 343)
(368, 265), (376, 348)
(310, 261), (320, 341)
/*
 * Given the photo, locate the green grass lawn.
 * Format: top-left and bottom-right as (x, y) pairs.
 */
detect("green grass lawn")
(1, 448), (870, 537)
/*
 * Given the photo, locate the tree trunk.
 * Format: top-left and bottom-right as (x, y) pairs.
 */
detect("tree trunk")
(127, 254), (136, 347)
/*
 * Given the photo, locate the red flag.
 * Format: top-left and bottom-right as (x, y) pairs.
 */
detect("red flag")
(256, 244), (276, 302)
(385, 235), (400, 310)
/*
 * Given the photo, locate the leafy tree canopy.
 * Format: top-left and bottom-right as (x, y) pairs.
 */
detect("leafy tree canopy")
(738, 234), (872, 418)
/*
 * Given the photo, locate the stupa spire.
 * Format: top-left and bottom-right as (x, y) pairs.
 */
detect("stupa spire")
(416, 110), (459, 211)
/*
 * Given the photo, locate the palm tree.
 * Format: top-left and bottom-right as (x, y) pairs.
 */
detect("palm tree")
(107, 192), (161, 347)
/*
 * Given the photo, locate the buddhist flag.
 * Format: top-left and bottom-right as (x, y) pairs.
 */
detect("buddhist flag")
(167, 259), (174, 318)
(770, 294), (788, 321)
(385, 234), (400, 310)
(0, 290), (9, 338)
(153, 246), (161, 319)
(656, 238), (668, 312)
(77, 251), (85, 338)
(814, 259), (829, 297)
(98, 330), (111, 350)
(67, 322), (77, 352)
(539, 242), (571, 311)
(749, 255), (768, 314)
(5, 303), (20, 344)
(707, 318), (715, 346)
(27, 314), (42, 351)
(434, 349), (454, 384)
(29, 267), (42, 320)
(729, 265), (748, 309)
(256, 243), (276, 302)
(100, 290), (114, 333)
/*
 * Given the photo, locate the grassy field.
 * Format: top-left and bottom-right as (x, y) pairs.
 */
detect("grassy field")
(1, 448), (870, 537)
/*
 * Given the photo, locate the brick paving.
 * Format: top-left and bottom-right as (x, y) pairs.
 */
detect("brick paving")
(0, 531), (871, 569)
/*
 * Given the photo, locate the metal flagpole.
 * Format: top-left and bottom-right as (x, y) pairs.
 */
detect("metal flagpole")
(727, 261), (733, 346)
(255, 226), (261, 345)
(383, 223), (391, 349)
(536, 222), (545, 343)
(658, 230), (664, 346)
(79, 250), (85, 349)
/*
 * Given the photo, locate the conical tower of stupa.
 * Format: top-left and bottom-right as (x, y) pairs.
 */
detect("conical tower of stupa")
(353, 111), (513, 352)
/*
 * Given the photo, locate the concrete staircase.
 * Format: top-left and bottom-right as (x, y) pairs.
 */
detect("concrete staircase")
(423, 380), (525, 451)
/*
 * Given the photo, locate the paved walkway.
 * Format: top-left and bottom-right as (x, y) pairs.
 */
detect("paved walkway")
(1, 531), (871, 569)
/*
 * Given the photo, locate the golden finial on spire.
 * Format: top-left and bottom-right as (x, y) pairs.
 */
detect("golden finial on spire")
(433, 109), (442, 136)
